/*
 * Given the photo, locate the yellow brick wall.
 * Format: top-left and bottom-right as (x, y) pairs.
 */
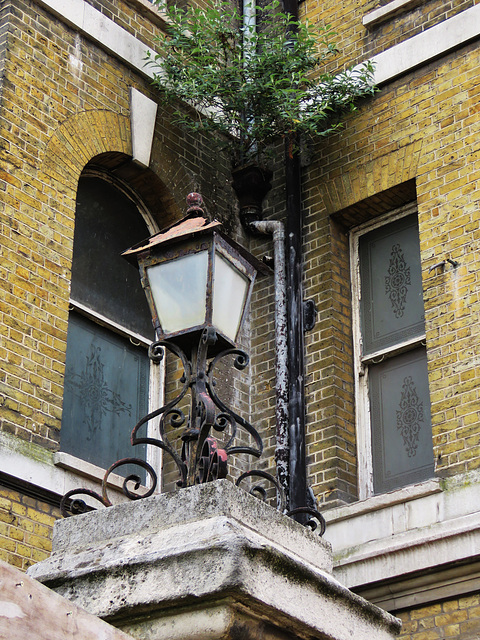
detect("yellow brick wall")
(1, 0), (255, 506)
(0, 0), (236, 461)
(299, 1), (480, 505)
(396, 595), (480, 640)
(0, 486), (60, 571)
(1, 0), (479, 625)
(301, 0), (480, 72)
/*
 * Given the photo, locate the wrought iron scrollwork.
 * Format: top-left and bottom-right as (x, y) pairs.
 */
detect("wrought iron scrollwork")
(60, 328), (325, 536)
(286, 507), (326, 536)
(236, 470), (286, 513)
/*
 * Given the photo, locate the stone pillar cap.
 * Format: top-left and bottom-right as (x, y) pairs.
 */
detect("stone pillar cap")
(29, 481), (401, 640)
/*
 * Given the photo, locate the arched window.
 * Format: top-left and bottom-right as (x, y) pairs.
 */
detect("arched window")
(60, 176), (156, 474)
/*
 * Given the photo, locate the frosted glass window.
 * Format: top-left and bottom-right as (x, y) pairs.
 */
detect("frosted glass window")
(147, 251), (209, 334)
(61, 177), (152, 476)
(212, 253), (249, 342)
(355, 209), (434, 496)
(369, 348), (434, 493)
(62, 313), (148, 475)
(359, 215), (424, 356)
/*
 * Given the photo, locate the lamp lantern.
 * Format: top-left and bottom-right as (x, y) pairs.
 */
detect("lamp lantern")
(122, 194), (261, 354)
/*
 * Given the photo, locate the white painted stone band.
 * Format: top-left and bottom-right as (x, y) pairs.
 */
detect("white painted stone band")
(324, 470), (480, 609)
(0, 431), (127, 505)
(35, 0), (158, 78)
(363, 0), (423, 28)
(36, 0), (480, 87)
(370, 4), (480, 85)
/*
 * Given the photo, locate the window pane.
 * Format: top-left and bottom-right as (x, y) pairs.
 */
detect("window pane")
(360, 215), (425, 356)
(212, 253), (249, 342)
(369, 347), (434, 494)
(147, 251), (209, 334)
(61, 313), (148, 475)
(71, 177), (153, 339)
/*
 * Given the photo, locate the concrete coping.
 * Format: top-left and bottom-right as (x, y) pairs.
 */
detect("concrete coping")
(29, 480), (402, 640)
(51, 479), (333, 571)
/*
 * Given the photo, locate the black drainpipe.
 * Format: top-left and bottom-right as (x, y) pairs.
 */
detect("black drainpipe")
(283, 0), (309, 517)
(285, 137), (308, 516)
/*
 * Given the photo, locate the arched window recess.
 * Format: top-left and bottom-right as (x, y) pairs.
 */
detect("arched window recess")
(56, 171), (164, 495)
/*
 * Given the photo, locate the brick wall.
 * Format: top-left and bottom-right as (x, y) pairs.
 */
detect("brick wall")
(0, 0), (237, 460)
(299, 15), (480, 504)
(2, 11), (480, 640)
(0, 485), (60, 571)
(396, 595), (480, 640)
(0, 0), (256, 521)
(301, 0), (480, 72)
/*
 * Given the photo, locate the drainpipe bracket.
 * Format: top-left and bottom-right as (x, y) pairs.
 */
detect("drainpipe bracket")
(303, 299), (317, 332)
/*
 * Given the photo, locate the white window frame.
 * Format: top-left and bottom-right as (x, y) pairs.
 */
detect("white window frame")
(350, 202), (426, 500)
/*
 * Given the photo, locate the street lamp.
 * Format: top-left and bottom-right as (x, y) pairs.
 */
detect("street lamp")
(60, 194), (325, 535)
(119, 193), (267, 488)
(61, 194), (278, 511)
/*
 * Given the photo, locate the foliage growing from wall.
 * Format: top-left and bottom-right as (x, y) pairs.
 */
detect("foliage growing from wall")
(148, 1), (375, 167)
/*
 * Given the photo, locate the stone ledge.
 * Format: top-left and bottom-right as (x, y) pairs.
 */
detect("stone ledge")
(363, 0), (423, 28)
(325, 471), (480, 608)
(48, 480), (332, 570)
(29, 481), (401, 640)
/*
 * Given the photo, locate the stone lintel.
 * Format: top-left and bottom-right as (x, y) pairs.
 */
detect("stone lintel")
(29, 480), (401, 640)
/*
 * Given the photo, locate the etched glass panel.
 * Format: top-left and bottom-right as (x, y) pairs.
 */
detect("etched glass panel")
(369, 347), (434, 494)
(359, 215), (425, 356)
(212, 253), (249, 342)
(61, 313), (148, 475)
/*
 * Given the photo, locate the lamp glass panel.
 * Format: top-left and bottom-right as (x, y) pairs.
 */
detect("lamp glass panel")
(147, 251), (208, 334)
(212, 253), (250, 342)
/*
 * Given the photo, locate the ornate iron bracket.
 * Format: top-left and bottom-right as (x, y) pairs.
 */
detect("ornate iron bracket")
(60, 328), (325, 536)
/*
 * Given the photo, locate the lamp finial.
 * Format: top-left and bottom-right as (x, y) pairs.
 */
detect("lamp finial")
(186, 192), (205, 217)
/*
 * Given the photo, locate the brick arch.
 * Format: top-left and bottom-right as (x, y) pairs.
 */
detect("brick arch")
(40, 109), (190, 225)
(41, 110), (131, 190)
(320, 139), (424, 215)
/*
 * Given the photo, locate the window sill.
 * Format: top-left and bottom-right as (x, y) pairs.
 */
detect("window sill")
(363, 0), (423, 28)
(0, 431), (129, 506)
(323, 478), (441, 524)
(323, 473), (480, 610)
(53, 452), (126, 493)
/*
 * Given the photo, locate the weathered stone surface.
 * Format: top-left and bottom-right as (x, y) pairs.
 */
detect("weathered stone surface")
(0, 559), (135, 640)
(48, 479), (332, 566)
(29, 481), (401, 640)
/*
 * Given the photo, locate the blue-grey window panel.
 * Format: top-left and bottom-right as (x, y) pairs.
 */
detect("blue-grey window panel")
(61, 312), (148, 477)
(71, 177), (153, 339)
(370, 347), (434, 494)
(360, 214), (425, 356)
